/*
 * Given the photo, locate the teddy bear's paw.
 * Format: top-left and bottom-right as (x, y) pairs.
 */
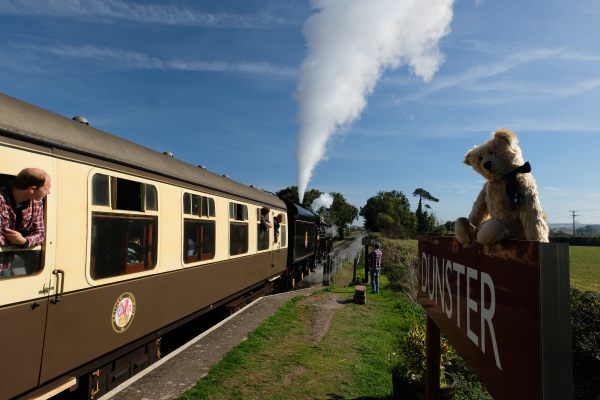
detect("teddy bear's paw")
(454, 217), (476, 246)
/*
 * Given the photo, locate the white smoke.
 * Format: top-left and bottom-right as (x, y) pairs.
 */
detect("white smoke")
(296, 0), (455, 201)
(311, 192), (334, 211)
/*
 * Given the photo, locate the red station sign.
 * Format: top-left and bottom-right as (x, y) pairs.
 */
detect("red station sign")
(417, 236), (572, 400)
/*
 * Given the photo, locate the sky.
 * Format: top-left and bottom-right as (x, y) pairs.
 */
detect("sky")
(1, 0), (600, 226)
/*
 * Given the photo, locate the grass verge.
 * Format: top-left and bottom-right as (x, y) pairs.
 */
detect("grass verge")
(179, 273), (423, 399)
(569, 245), (600, 292)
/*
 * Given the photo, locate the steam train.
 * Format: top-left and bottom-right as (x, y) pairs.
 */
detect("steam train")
(0, 93), (332, 400)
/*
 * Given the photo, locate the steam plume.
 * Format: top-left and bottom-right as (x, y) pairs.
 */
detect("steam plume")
(311, 193), (334, 211)
(296, 0), (454, 201)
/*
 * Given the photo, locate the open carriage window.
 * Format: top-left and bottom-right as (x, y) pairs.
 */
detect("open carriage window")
(0, 173), (44, 279)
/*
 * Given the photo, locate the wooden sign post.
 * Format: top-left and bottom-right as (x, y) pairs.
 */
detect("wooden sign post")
(417, 236), (572, 400)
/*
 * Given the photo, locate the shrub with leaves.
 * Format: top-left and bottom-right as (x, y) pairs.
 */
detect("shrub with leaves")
(378, 238), (418, 299)
(390, 323), (455, 387)
(571, 288), (600, 399)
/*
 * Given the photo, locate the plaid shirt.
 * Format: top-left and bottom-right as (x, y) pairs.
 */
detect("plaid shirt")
(371, 248), (382, 271)
(0, 187), (45, 271)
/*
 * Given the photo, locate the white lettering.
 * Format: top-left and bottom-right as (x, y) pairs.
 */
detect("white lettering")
(428, 255), (435, 301)
(453, 262), (465, 328)
(434, 257), (443, 305)
(419, 252), (502, 372)
(480, 272), (502, 370)
(444, 260), (453, 319)
(466, 267), (479, 347)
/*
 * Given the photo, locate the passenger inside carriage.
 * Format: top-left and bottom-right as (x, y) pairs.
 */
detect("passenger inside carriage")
(274, 213), (283, 243)
(0, 168), (50, 278)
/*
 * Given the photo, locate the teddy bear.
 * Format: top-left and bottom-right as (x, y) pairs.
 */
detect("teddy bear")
(455, 129), (549, 246)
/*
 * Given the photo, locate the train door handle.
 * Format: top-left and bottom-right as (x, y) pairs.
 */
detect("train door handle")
(51, 269), (65, 304)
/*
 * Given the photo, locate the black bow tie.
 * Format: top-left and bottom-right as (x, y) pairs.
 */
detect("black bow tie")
(505, 162), (531, 210)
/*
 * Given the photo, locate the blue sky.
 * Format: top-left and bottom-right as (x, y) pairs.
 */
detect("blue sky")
(2, 0), (600, 225)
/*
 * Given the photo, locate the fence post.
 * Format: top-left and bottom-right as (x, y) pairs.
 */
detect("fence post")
(425, 316), (441, 400)
(364, 245), (369, 283)
(352, 257), (357, 284)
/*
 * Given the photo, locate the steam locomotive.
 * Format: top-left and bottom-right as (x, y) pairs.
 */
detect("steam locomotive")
(0, 93), (330, 400)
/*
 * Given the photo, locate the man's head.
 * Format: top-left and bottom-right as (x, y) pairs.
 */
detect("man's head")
(14, 168), (51, 202)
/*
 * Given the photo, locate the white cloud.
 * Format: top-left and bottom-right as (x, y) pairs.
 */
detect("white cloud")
(393, 47), (600, 102)
(0, 0), (291, 28)
(17, 44), (297, 77)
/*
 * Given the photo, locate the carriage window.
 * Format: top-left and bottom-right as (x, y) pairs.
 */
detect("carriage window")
(145, 185), (158, 211)
(257, 208), (269, 251)
(0, 173), (43, 279)
(183, 193), (192, 214)
(93, 175), (158, 212)
(114, 178), (143, 211)
(229, 203), (247, 221)
(201, 197), (215, 217)
(0, 248), (42, 279)
(229, 202), (248, 256)
(92, 173), (110, 206)
(184, 193), (215, 218)
(90, 213), (157, 279)
(281, 225), (287, 247)
(182, 192), (216, 263)
(184, 220), (215, 263)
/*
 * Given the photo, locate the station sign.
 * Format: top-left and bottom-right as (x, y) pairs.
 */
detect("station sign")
(417, 236), (572, 400)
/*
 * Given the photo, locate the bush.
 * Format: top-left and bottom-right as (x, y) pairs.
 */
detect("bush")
(571, 288), (600, 400)
(378, 238), (418, 299)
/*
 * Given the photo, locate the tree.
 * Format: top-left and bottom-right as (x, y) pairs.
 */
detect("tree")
(360, 190), (416, 239)
(413, 188), (439, 234)
(328, 192), (358, 239)
(276, 186), (322, 209)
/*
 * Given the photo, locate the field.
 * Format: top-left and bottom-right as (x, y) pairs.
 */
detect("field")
(569, 245), (600, 292)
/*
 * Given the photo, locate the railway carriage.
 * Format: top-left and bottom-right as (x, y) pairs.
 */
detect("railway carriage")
(0, 93), (291, 399)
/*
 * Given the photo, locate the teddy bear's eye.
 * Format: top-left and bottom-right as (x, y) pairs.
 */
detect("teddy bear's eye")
(478, 156), (483, 162)
(488, 151), (493, 155)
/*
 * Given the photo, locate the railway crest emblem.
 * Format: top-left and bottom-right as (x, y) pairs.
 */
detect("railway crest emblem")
(112, 292), (136, 333)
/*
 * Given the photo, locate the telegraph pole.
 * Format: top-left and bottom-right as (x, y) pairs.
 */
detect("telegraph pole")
(569, 210), (580, 236)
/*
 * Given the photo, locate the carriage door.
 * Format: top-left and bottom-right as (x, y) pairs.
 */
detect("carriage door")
(0, 149), (56, 400)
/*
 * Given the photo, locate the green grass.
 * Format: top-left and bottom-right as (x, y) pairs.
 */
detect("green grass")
(570, 245), (600, 292)
(179, 269), (423, 399)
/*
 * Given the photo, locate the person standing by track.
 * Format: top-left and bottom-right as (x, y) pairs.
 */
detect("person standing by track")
(370, 243), (382, 294)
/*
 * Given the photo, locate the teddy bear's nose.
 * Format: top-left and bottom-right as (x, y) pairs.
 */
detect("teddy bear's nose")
(483, 161), (492, 171)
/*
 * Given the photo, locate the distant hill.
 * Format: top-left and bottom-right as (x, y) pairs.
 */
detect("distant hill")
(549, 223), (600, 236)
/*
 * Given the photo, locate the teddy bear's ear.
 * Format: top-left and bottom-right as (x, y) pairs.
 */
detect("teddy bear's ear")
(493, 129), (517, 144)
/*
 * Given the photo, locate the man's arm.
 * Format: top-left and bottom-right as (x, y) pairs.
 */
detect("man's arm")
(23, 201), (45, 247)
